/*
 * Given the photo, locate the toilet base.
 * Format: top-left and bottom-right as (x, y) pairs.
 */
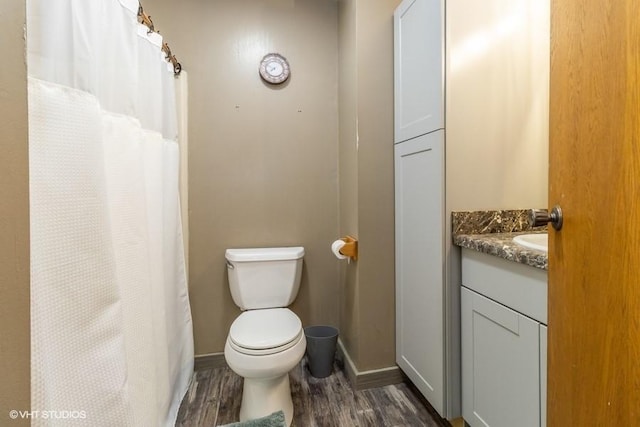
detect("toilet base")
(239, 374), (293, 426)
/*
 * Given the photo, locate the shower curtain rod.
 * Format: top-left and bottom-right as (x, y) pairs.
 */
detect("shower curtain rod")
(138, 2), (182, 75)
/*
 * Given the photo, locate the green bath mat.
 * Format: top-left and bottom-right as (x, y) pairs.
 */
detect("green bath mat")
(219, 410), (286, 427)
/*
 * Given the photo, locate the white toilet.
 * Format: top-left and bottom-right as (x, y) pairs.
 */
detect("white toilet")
(223, 246), (306, 426)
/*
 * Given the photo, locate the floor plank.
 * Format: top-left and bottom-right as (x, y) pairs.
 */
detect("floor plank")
(176, 368), (222, 426)
(176, 358), (450, 427)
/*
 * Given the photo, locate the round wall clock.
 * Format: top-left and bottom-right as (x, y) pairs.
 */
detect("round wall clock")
(259, 53), (290, 85)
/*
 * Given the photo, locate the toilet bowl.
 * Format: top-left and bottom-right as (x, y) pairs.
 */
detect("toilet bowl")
(223, 247), (306, 426)
(224, 308), (306, 424)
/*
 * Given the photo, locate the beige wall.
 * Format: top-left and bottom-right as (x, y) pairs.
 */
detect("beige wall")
(442, 1), (550, 415)
(150, 0), (548, 374)
(338, 0), (400, 372)
(338, 0), (360, 365)
(353, 0), (400, 371)
(0, 0), (31, 423)
(337, 0), (550, 386)
(446, 0), (550, 211)
(151, 0), (400, 369)
(149, 0), (340, 355)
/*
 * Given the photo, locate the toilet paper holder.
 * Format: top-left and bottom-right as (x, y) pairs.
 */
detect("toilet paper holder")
(339, 235), (358, 261)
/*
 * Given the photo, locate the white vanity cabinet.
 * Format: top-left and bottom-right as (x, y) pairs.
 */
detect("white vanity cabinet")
(461, 249), (547, 427)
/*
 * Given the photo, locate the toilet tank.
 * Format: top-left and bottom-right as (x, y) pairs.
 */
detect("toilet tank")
(225, 246), (305, 310)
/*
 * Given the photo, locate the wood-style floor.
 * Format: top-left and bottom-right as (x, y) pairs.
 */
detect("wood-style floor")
(176, 358), (450, 427)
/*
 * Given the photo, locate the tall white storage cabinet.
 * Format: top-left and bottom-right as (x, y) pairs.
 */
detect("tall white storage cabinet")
(394, 131), (445, 413)
(394, 0), (446, 417)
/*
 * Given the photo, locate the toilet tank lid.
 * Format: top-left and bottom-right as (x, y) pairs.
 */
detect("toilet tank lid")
(225, 246), (305, 262)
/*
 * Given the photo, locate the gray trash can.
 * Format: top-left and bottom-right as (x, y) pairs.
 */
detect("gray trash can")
(304, 326), (339, 378)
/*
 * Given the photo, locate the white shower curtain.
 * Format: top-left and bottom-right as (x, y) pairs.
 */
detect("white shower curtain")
(27, 1), (194, 426)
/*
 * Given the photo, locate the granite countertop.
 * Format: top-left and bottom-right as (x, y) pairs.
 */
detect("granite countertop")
(453, 231), (548, 271)
(451, 210), (548, 271)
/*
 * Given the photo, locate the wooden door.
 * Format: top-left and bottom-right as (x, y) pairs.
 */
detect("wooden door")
(395, 130), (445, 415)
(548, 0), (640, 424)
(393, 0), (444, 143)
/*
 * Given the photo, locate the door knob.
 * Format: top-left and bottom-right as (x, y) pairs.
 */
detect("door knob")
(529, 205), (563, 230)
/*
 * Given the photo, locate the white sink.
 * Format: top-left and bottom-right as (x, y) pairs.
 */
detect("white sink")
(513, 233), (548, 253)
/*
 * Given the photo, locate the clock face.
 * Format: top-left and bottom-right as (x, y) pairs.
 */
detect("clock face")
(259, 53), (290, 85)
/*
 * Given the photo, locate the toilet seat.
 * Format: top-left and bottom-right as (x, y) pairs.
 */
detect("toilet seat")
(229, 308), (303, 356)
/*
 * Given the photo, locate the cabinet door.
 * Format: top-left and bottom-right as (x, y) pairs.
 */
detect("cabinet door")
(395, 130), (444, 415)
(462, 287), (540, 427)
(394, 0), (444, 143)
(540, 325), (547, 427)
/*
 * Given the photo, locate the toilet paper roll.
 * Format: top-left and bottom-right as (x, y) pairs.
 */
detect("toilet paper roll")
(331, 239), (349, 260)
